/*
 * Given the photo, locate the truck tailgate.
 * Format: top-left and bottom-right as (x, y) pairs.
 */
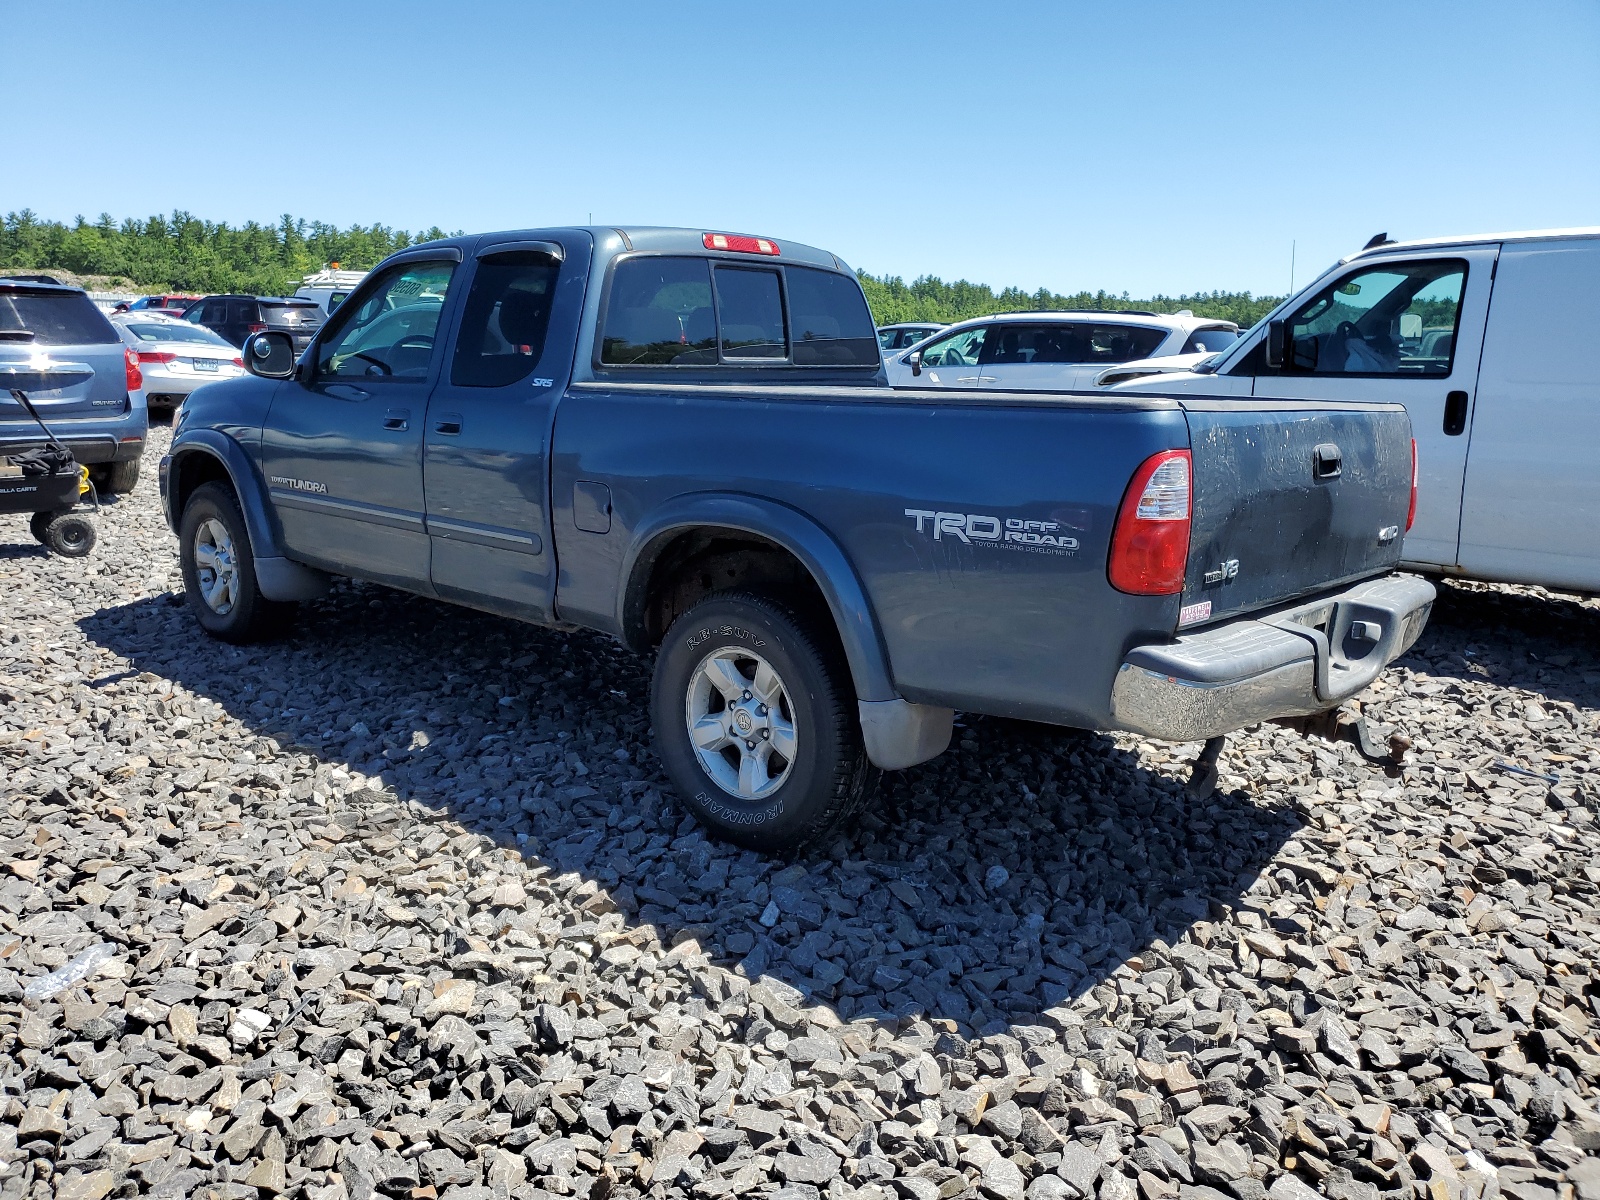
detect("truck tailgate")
(1180, 399), (1412, 624)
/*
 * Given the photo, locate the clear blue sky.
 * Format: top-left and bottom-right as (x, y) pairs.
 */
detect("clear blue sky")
(10, 0), (1598, 298)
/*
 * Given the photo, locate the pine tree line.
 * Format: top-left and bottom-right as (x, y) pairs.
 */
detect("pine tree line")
(2, 209), (1282, 326)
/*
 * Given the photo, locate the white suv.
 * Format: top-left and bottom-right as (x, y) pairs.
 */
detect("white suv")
(882, 310), (1238, 391)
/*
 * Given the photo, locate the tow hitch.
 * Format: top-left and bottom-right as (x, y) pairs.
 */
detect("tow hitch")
(1186, 706), (1411, 797)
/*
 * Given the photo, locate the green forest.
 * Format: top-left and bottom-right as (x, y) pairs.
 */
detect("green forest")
(2, 209), (1282, 327)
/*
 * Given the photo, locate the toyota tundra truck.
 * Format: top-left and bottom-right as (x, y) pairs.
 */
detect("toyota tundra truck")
(159, 226), (1434, 852)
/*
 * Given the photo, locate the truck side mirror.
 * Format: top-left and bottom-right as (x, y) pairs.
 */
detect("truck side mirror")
(243, 331), (296, 380)
(1265, 320), (1286, 370)
(908, 350), (922, 377)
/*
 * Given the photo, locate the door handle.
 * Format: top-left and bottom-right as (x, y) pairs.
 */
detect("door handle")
(434, 413), (462, 435)
(1443, 390), (1469, 436)
(1313, 442), (1342, 480)
(382, 408), (410, 431)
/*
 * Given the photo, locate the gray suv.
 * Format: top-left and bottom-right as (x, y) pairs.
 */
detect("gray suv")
(0, 281), (148, 493)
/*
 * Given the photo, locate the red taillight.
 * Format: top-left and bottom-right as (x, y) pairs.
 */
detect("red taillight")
(137, 351), (176, 364)
(1406, 438), (1418, 533)
(124, 347), (143, 391)
(231, 357), (244, 368)
(1109, 449), (1192, 595)
(247, 322), (267, 334)
(702, 232), (780, 256)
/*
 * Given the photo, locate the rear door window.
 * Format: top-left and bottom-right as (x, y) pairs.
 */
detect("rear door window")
(600, 258), (716, 365)
(451, 250), (562, 387)
(227, 299), (257, 325)
(786, 266), (877, 364)
(0, 289), (119, 345)
(714, 267), (785, 359)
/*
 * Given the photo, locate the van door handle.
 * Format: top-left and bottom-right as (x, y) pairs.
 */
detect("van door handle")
(1313, 442), (1342, 479)
(434, 413), (462, 435)
(1443, 390), (1469, 436)
(382, 409), (410, 431)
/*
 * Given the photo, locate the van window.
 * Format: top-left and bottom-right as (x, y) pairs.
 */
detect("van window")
(1284, 259), (1466, 375)
(451, 251), (561, 387)
(600, 258), (716, 365)
(714, 267), (786, 359)
(786, 266), (878, 365)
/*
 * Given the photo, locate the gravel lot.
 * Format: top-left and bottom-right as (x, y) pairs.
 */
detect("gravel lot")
(3, 425), (1598, 1200)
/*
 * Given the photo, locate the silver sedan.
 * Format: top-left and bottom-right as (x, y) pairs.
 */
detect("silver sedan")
(112, 314), (245, 411)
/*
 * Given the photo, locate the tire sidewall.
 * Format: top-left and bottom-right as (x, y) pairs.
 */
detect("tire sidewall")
(652, 597), (845, 850)
(179, 484), (267, 641)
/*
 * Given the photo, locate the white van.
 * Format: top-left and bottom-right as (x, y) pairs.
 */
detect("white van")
(293, 267), (368, 318)
(1110, 227), (1600, 595)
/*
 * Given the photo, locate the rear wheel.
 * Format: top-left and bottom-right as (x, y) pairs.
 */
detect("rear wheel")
(43, 513), (95, 557)
(93, 459), (141, 495)
(29, 509), (69, 545)
(650, 591), (873, 853)
(179, 482), (292, 643)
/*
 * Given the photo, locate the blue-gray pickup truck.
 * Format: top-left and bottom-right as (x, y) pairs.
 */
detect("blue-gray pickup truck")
(160, 227), (1434, 851)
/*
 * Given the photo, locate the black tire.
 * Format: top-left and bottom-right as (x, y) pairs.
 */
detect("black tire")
(178, 481), (293, 643)
(650, 590), (874, 853)
(43, 513), (96, 557)
(94, 459), (142, 495)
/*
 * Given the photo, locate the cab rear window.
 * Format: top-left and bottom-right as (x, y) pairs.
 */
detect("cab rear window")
(0, 289), (119, 346)
(600, 256), (878, 368)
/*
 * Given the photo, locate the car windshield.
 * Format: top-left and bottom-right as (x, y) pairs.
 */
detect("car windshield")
(125, 322), (230, 346)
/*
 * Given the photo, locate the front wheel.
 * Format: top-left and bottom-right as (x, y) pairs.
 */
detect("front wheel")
(179, 482), (293, 643)
(650, 591), (874, 854)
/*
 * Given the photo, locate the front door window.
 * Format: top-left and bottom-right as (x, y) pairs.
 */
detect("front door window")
(1284, 259), (1467, 375)
(919, 326), (988, 367)
(317, 261), (456, 381)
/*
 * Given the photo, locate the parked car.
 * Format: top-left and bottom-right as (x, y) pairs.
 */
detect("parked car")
(1107, 226), (1600, 595)
(162, 225), (1430, 852)
(113, 294), (201, 318)
(180, 295), (324, 350)
(112, 314), (244, 412)
(877, 322), (946, 354)
(0, 279), (148, 494)
(293, 267), (368, 317)
(882, 310), (1240, 390)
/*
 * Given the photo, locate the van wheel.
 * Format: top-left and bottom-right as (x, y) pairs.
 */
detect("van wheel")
(651, 591), (874, 854)
(179, 482), (293, 643)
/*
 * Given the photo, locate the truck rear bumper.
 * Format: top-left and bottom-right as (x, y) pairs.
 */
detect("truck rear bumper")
(1110, 574), (1435, 742)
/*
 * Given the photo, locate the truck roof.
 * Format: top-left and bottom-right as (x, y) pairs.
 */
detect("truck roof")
(405, 226), (854, 274)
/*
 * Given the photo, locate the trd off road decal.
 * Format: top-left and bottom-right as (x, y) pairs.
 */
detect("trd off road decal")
(904, 508), (1079, 556)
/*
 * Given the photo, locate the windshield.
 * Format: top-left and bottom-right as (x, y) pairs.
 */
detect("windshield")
(125, 322), (230, 345)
